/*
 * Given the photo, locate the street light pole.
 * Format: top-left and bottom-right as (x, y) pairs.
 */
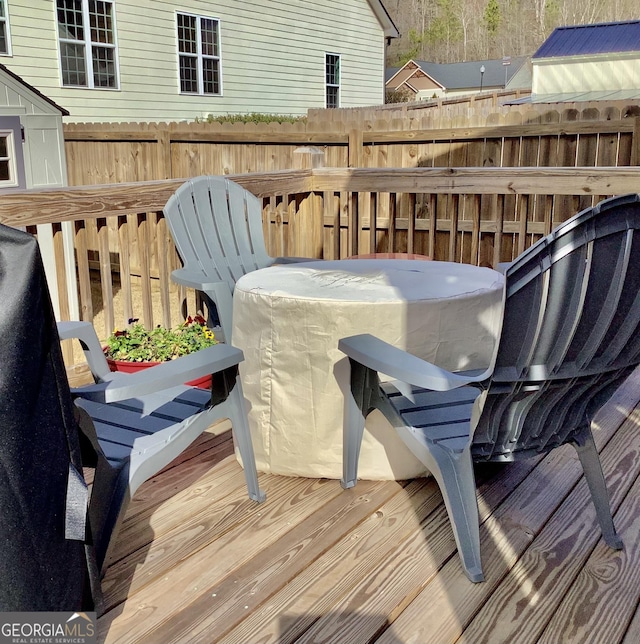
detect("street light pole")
(480, 65), (485, 93)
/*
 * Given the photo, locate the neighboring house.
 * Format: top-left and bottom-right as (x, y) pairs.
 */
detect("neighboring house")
(526, 20), (640, 103)
(0, 0), (398, 123)
(386, 57), (529, 100)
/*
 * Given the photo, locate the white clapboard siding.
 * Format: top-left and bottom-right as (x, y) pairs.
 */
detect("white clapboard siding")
(3, 0), (391, 123)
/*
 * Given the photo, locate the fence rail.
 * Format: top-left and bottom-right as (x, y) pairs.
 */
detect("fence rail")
(63, 109), (640, 187)
(2, 165), (640, 359)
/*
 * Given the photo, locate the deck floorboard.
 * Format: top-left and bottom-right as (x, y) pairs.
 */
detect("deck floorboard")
(98, 371), (640, 644)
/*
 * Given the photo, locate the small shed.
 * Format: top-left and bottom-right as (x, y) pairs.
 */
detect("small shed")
(0, 63), (78, 320)
(0, 62), (69, 190)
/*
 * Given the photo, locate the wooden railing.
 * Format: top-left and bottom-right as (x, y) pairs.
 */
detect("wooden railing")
(2, 165), (640, 356)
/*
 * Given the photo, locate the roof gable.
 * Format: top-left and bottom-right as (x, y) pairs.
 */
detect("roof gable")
(0, 63), (69, 115)
(367, 0), (399, 39)
(533, 20), (640, 59)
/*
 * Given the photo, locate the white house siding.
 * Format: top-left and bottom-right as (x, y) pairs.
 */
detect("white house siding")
(2, 0), (387, 123)
(533, 54), (640, 94)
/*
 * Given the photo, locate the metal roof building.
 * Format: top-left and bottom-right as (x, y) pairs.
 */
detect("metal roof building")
(533, 20), (640, 59)
(524, 20), (640, 103)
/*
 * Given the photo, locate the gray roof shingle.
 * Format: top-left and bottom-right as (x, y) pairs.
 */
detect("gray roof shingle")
(412, 57), (527, 89)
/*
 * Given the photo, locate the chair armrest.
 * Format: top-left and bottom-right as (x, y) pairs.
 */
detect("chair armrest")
(171, 267), (234, 343)
(338, 334), (492, 392)
(495, 261), (513, 274)
(57, 320), (112, 381)
(71, 343), (244, 403)
(171, 267), (230, 292)
(273, 256), (319, 264)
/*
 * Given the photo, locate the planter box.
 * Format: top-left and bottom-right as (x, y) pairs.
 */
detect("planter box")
(105, 356), (212, 390)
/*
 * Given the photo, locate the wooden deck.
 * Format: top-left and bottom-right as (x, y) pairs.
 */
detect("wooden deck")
(97, 370), (640, 644)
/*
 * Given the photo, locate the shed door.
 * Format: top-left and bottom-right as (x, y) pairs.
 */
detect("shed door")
(0, 116), (26, 191)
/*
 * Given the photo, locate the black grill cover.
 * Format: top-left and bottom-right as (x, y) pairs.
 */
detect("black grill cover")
(0, 224), (93, 610)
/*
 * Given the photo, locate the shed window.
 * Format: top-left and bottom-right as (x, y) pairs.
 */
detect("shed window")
(326, 54), (340, 108)
(0, 0), (11, 56)
(0, 131), (18, 186)
(177, 12), (221, 95)
(56, 0), (119, 89)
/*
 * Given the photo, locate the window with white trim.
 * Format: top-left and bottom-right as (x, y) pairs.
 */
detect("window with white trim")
(325, 53), (340, 108)
(177, 12), (221, 95)
(56, 0), (119, 89)
(0, 130), (19, 186)
(0, 1), (11, 56)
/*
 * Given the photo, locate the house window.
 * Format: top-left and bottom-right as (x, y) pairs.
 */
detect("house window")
(325, 53), (340, 108)
(56, 0), (118, 89)
(0, 0), (11, 56)
(0, 131), (18, 186)
(177, 12), (221, 95)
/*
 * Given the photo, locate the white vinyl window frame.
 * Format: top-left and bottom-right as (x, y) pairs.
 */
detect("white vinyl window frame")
(325, 53), (341, 108)
(0, 0), (11, 56)
(56, 0), (120, 90)
(0, 129), (20, 188)
(176, 11), (222, 96)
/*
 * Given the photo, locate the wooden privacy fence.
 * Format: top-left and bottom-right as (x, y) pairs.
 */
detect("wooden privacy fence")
(308, 89), (534, 124)
(64, 109), (640, 187)
(2, 164), (640, 367)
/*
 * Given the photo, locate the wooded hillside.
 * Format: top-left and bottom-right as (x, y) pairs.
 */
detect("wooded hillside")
(385, 0), (640, 65)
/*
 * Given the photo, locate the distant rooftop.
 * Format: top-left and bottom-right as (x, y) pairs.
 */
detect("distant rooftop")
(388, 57), (528, 90)
(533, 20), (640, 59)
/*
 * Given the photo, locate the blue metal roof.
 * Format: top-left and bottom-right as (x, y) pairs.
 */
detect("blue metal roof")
(533, 20), (640, 59)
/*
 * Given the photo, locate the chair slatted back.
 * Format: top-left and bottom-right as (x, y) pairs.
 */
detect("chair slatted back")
(164, 176), (272, 292)
(473, 194), (640, 461)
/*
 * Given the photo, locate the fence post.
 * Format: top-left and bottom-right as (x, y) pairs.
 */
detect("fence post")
(156, 123), (172, 179)
(632, 117), (640, 166)
(348, 129), (364, 168)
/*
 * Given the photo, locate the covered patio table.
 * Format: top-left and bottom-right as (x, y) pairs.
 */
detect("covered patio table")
(232, 259), (504, 480)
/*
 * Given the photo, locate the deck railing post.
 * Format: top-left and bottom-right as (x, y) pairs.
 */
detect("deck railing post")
(292, 146), (325, 170)
(291, 147), (325, 258)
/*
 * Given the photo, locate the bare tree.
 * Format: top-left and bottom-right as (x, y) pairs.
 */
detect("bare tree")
(386, 0), (639, 66)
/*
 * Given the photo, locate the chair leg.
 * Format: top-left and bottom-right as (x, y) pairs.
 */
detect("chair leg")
(88, 459), (131, 574)
(227, 382), (266, 503)
(572, 427), (623, 550)
(342, 361), (381, 489)
(398, 427), (484, 582)
(341, 382), (367, 490)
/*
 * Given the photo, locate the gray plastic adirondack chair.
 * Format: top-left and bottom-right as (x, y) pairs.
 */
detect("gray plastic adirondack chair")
(339, 193), (640, 582)
(59, 320), (265, 573)
(164, 175), (312, 342)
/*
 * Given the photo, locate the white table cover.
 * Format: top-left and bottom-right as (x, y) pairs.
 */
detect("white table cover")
(232, 259), (505, 480)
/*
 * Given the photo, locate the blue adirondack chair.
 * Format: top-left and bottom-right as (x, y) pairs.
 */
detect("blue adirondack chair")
(163, 175), (312, 342)
(339, 194), (640, 582)
(59, 319), (266, 573)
